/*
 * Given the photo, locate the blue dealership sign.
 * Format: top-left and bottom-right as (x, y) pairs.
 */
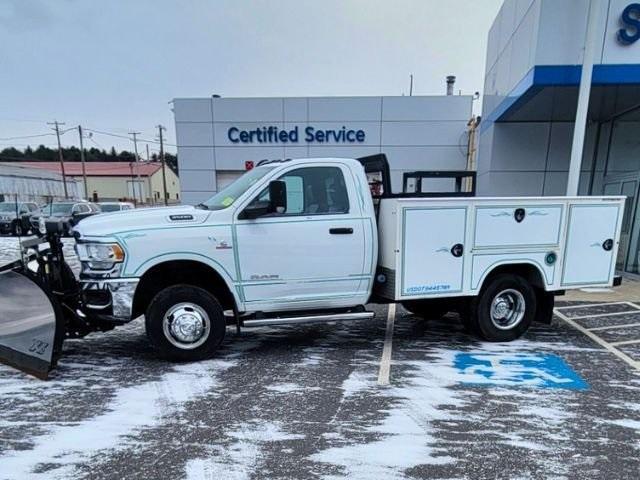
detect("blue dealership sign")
(453, 352), (588, 390)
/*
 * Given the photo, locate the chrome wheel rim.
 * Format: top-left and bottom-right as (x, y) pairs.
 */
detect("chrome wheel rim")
(490, 289), (525, 330)
(162, 302), (210, 349)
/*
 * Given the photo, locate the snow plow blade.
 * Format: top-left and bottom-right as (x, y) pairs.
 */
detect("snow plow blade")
(0, 268), (64, 380)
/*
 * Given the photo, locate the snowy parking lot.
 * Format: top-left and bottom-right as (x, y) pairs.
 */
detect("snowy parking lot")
(0, 236), (639, 479)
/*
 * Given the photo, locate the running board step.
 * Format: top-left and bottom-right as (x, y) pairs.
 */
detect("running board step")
(242, 311), (374, 328)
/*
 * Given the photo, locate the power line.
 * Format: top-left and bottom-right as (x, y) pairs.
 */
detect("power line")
(0, 132), (56, 141)
(84, 127), (177, 147)
(0, 142), (59, 147)
(88, 136), (104, 149)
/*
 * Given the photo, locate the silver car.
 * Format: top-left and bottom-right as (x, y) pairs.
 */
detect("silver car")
(0, 201), (39, 235)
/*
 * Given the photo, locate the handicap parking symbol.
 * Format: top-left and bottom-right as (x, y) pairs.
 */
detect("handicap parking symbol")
(453, 352), (588, 390)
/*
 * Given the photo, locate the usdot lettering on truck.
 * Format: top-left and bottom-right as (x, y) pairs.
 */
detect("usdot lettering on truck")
(0, 154), (625, 378)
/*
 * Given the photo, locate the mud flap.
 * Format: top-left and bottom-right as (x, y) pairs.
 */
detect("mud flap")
(0, 269), (64, 379)
(535, 289), (555, 325)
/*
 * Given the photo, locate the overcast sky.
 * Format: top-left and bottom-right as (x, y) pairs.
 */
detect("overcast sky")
(0, 0), (502, 154)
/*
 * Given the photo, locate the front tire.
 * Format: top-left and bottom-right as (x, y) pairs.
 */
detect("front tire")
(470, 274), (536, 342)
(145, 284), (226, 361)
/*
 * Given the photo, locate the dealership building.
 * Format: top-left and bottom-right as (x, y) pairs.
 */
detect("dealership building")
(172, 95), (475, 205)
(478, 0), (640, 273)
(173, 0), (640, 273)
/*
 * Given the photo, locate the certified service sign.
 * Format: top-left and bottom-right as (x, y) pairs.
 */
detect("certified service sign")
(618, 3), (640, 45)
(227, 125), (366, 144)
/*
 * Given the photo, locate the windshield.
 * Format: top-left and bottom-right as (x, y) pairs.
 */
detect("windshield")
(0, 203), (17, 212)
(202, 167), (275, 210)
(44, 203), (74, 215)
(99, 204), (120, 212)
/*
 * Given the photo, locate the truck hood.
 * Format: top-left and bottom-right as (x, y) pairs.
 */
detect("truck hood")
(74, 205), (212, 238)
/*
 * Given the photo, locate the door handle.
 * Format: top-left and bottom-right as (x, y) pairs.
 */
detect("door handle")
(329, 227), (353, 235)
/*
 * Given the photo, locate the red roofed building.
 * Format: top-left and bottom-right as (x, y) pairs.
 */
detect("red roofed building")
(16, 161), (181, 204)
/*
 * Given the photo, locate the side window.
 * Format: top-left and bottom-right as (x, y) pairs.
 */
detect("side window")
(75, 204), (90, 214)
(19, 204), (28, 214)
(248, 166), (350, 216)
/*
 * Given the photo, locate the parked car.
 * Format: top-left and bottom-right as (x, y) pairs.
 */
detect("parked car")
(30, 201), (101, 236)
(97, 202), (135, 213)
(0, 201), (40, 235)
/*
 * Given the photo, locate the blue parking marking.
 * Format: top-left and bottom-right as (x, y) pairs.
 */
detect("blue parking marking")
(453, 353), (588, 390)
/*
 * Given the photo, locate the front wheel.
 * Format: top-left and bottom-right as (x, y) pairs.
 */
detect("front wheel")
(470, 274), (536, 342)
(145, 284), (226, 361)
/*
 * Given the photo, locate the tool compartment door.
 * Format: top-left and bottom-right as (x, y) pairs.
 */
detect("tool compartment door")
(562, 204), (622, 286)
(400, 207), (467, 297)
(474, 205), (563, 248)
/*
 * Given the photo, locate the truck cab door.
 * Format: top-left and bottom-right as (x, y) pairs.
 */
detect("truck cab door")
(234, 164), (369, 309)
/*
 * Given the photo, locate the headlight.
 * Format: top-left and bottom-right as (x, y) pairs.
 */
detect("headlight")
(76, 242), (125, 270)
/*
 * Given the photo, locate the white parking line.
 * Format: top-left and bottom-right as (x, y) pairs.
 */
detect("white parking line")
(555, 301), (640, 310)
(610, 339), (640, 347)
(377, 303), (396, 386)
(554, 308), (640, 372)
(566, 310), (640, 320)
(588, 322), (640, 331)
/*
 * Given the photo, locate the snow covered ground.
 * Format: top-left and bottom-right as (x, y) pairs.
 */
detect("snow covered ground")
(0, 236), (639, 479)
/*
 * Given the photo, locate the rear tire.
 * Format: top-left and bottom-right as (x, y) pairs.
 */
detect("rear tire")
(470, 274), (536, 342)
(145, 284), (226, 361)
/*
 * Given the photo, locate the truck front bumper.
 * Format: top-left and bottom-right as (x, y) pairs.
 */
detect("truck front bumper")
(80, 278), (139, 321)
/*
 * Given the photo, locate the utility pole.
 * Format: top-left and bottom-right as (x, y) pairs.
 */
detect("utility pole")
(129, 131), (143, 204)
(146, 143), (150, 161)
(409, 74), (413, 96)
(77, 125), (89, 199)
(157, 125), (168, 206)
(48, 120), (68, 199)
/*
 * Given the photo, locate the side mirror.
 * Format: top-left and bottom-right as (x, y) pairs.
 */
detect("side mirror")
(268, 180), (287, 213)
(239, 180), (288, 220)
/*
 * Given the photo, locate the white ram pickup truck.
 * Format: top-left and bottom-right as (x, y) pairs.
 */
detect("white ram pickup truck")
(68, 155), (624, 361)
